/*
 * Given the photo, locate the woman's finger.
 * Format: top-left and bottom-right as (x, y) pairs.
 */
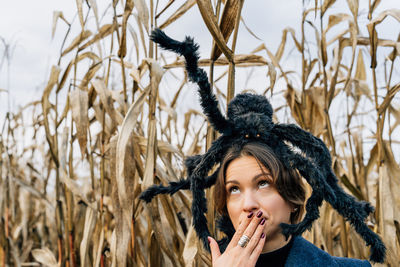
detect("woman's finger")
(244, 217), (267, 254)
(248, 232), (267, 264)
(226, 212), (254, 251)
(239, 211), (266, 250)
(208, 236), (221, 265)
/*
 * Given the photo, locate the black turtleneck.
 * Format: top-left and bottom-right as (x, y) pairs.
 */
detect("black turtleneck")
(255, 237), (294, 267)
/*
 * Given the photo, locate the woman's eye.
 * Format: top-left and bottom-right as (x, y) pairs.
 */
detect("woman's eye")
(229, 186), (240, 194)
(258, 180), (269, 189)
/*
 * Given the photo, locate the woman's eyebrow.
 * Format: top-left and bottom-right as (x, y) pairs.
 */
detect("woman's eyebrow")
(252, 173), (269, 181)
(225, 180), (239, 185)
(225, 173), (270, 185)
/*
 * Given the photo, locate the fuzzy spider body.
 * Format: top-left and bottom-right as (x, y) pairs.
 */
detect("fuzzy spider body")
(139, 28), (386, 263)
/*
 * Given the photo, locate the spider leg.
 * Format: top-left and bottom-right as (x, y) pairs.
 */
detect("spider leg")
(272, 124), (386, 263)
(185, 154), (202, 176)
(150, 28), (231, 135)
(216, 215), (235, 253)
(272, 124), (331, 166)
(326, 170), (373, 219)
(190, 135), (230, 251)
(139, 154), (203, 202)
(325, 173), (385, 262)
(139, 179), (190, 203)
(139, 166), (220, 203)
(280, 189), (323, 237)
(274, 145), (327, 237)
(272, 124), (371, 217)
(324, 172), (385, 263)
(350, 220), (386, 263)
(141, 133), (228, 251)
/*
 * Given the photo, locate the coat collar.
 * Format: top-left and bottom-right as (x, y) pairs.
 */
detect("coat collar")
(285, 236), (339, 267)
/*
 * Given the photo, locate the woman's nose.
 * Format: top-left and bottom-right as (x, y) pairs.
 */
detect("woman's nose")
(242, 191), (259, 212)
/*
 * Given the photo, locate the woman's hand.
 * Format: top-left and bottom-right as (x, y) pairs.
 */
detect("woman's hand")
(208, 211), (267, 267)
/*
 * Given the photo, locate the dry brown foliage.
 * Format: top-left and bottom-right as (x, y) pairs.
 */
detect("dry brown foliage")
(1, 0), (400, 266)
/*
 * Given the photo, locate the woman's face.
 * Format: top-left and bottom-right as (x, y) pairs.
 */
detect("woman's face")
(225, 155), (293, 251)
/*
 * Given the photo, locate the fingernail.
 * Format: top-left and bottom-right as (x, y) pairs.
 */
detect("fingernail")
(261, 233), (265, 239)
(247, 212), (254, 218)
(256, 210), (263, 218)
(260, 218), (266, 225)
(207, 236), (211, 244)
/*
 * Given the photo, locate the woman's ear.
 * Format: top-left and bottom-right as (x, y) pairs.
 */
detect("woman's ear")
(288, 204), (299, 224)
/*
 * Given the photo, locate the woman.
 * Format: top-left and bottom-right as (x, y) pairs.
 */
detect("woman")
(139, 29), (386, 265)
(208, 142), (370, 266)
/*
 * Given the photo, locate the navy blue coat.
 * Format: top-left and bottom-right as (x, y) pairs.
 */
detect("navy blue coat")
(285, 236), (371, 266)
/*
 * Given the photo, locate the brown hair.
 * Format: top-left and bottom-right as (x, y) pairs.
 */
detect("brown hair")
(214, 142), (306, 224)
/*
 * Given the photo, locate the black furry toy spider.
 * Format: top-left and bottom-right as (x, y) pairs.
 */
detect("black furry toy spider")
(139, 28), (386, 263)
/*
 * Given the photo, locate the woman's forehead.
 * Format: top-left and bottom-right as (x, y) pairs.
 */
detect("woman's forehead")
(225, 156), (271, 181)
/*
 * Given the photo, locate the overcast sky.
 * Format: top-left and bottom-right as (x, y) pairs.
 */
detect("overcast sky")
(0, 0), (301, 105)
(0, 0), (399, 115)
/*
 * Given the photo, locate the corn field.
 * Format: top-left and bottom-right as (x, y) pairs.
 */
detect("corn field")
(1, 0), (400, 266)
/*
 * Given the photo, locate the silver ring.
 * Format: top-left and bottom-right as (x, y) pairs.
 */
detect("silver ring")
(238, 235), (250, 248)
